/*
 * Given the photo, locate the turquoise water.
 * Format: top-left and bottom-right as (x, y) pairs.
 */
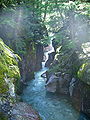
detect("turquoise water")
(21, 64), (80, 120)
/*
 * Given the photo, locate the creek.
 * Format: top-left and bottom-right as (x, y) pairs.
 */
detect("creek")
(21, 41), (88, 120)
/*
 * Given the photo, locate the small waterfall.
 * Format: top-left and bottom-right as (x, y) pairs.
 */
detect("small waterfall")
(42, 40), (54, 68)
(22, 40), (80, 120)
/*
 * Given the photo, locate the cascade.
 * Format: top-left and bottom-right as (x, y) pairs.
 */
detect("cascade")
(42, 40), (54, 68)
(21, 41), (89, 120)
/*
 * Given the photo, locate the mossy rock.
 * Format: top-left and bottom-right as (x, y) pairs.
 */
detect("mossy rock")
(0, 112), (8, 120)
(0, 38), (20, 94)
(78, 63), (90, 85)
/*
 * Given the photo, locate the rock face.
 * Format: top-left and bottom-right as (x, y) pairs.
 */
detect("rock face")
(0, 38), (41, 120)
(20, 43), (43, 82)
(0, 38), (20, 94)
(17, 43), (44, 94)
(45, 74), (58, 92)
(72, 80), (90, 117)
(72, 61), (90, 117)
(0, 38), (20, 119)
(45, 73), (71, 94)
(46, 44), (90, 118)
(12, 102), (41, 120)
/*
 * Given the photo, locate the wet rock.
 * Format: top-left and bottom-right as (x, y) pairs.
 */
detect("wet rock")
(46, 72), (71, 94)
(45, 74), (58, 92)
(45, 52), (55, 67)
(45, 40), (90, 118)
(12, 102), (41, 120)
(41, 72), (46, 78)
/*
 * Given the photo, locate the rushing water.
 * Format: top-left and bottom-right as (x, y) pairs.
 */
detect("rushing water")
(21, 42), (89, 120)
(21, 66), (80, 120)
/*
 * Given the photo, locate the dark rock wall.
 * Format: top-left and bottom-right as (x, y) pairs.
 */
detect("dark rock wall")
(72, 81), (90, 117)
(20, 43), (44, 82)
(36, 44), (44, 71)
(45, 43), (90, 118)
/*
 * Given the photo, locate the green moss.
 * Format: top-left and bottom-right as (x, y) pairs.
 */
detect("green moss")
(78, 62), (90, 85)
(0, 38), (20, 94)
(0, 112), (8, 120)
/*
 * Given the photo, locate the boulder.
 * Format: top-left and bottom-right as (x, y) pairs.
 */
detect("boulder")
(12, 102), (41, 120)
(45, 74), (58, 92)
(45, 72), (71, 94)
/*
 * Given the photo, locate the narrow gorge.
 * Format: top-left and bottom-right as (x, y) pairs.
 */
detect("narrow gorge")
(21, 41), (79, 120)
(0, 0), (90, 120)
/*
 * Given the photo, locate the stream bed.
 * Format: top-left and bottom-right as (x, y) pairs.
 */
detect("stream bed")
(21, 64), (81, 120)
(21, 41), (89, 120)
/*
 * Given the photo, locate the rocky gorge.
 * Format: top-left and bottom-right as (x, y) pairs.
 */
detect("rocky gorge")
(0, 0), (90, 120)
(45, 41), (90, 118)
(0, 38), (42, 120)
